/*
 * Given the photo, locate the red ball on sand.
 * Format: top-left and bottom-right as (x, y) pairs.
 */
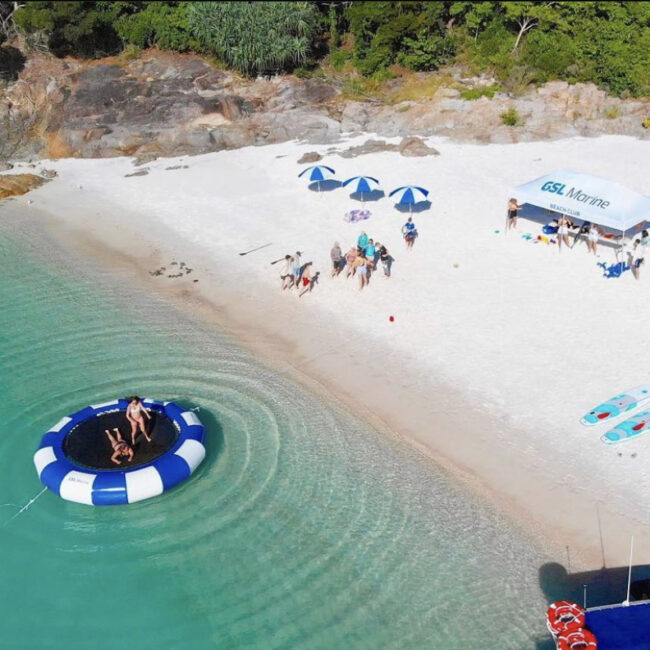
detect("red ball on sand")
(389, 315), (394, 322)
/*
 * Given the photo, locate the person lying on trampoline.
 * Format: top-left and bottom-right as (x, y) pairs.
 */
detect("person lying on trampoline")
(105, 428), (134, 465)
(126, 396), (152, 445)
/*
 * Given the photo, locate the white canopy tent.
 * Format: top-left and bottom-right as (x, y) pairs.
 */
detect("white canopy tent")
(512, 169), (650, 232)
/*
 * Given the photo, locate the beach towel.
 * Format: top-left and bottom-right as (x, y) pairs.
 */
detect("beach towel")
(345, 209), (371, 223)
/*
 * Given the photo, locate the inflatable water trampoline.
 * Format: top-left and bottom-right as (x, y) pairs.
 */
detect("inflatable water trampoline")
(33, 399), (206, 505)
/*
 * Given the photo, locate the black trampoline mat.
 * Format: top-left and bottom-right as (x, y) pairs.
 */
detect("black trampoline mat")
(63, 410), (179, 470)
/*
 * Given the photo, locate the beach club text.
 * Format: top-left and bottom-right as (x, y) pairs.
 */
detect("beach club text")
(541, 181), (610, 209)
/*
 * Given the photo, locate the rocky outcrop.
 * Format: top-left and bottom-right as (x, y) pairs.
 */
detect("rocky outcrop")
(0, 48), (647, 162)
(297, 151), (322, 164)
(329, 136), (439, 159)
(0, 173), (47, 199)
(398, 136), (440, 157)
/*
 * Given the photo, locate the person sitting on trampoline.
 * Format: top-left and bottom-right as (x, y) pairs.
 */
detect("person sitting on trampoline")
(105, 428), (134, 465)
(126, 396), (152, 445)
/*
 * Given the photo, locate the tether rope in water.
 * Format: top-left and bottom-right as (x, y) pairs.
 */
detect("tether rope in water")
(2, 487), (47, 527)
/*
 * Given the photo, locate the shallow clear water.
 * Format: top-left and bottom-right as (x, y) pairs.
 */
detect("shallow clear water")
(0, 216), (552, 648)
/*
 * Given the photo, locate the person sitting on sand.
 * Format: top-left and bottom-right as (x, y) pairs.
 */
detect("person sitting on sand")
(402, 217), (418, 249)
(106, 428), (134, 466)
(357, 231), (369, 252)
(345, 247), (358, 279)
(280, 254), (294, 290)
(330, 242), (343, 277)
(507, 198), (522, 230)
(126, 396), (152, 445)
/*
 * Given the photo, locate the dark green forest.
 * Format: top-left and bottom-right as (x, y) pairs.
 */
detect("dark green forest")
(1, 1), (648, 97)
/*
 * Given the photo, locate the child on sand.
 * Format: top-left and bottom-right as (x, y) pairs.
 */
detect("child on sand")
(507, 198), (521, 230)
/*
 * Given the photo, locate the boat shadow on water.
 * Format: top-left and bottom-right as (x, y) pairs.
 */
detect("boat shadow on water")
(533, 561), (650, 649)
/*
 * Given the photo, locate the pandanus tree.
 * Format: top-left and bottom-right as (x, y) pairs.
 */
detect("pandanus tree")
(188, 1), (318, 76)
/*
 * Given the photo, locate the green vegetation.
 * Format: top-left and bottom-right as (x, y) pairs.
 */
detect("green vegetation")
(6, 1), (649, 96)
(500, 107), (523, 126)
(188, 2), (318, 76)
(115, 2), (196, 52)
(459, 84), (502, 100)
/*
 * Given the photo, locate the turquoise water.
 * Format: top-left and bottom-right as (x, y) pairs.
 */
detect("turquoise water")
(0, 215), (551, 648)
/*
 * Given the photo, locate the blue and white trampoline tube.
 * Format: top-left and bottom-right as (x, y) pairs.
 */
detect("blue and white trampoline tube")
(33, 399), (206, 506)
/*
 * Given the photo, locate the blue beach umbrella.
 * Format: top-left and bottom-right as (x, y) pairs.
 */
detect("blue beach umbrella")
(342, 176), (381, 202)
(389, 185), (429, 212)
(298, 165), (336, 192)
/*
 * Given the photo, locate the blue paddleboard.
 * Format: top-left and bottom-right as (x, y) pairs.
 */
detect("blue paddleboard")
(602, 410), (650, 445)
(581, 385), (650, 426)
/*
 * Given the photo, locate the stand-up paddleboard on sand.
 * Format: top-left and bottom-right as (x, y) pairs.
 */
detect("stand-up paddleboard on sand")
(581, 385), (650, 426)
(601, 410), (650, 445)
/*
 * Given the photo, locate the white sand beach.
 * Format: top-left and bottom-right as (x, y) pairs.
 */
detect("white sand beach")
(3, 133), (650, 568)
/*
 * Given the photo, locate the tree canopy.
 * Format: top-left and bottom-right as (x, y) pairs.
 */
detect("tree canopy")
(7, 1), (649, 97)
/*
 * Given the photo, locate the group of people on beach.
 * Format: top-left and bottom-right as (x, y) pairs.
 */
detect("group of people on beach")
(278, 217), (419, 293)
(105, 396), (152, 465)
(508, 197), (647, 279)
(279, 251), (320, 296)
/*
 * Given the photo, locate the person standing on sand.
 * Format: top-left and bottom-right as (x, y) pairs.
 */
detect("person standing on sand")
(345, 246), (357, 279)
(378, 243), (392, 277)
(507, 197), (522, 230)
(299, 266), (320, 297)
(402, 217), (418, 249)
(300, 261), (312, 289)
(622, 237), (635, 269)
(352, 255), (367, 290)
(587, 223), (601, 256)
(632, 239), (646, 280)
(364, 238), (376, 264)
(557, 215), (571, 250)
(292, 251), (303, 286)
(357, 231), (369, 252)
(330, 242), (343, 277)
(280, 254), (294, 290)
